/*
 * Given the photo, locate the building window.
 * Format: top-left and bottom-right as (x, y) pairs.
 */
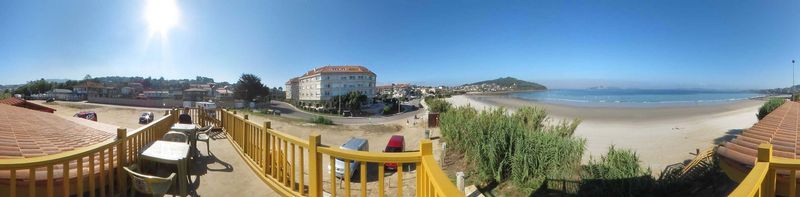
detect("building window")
(349, 76), (355, 80)
(341, 77), (347, 80)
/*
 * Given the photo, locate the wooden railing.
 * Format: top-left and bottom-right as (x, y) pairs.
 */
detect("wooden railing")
(0, 109), (179, 197)
(218, 108), (463, 197)
(729, 143), (800, 197)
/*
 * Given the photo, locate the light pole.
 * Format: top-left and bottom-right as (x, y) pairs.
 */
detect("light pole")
(794, 59), (796, 94)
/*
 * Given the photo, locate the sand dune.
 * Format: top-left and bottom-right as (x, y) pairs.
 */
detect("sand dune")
(446, 95), (764, 172)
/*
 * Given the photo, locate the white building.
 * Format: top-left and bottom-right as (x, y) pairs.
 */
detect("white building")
(286, 65), (376, 108)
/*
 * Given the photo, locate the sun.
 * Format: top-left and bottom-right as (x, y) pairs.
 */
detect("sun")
(145, 0), (180, 37)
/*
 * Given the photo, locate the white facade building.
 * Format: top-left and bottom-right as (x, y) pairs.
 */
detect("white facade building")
(285, 65), (376, 107)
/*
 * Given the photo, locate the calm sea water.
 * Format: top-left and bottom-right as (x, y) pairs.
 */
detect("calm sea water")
(511, 89), (764, 107)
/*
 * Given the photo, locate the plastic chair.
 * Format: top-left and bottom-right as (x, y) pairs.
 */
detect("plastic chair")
(195, 126), (213, 155)
(162, 131), (188, 143)
(124, 164), (176, 197)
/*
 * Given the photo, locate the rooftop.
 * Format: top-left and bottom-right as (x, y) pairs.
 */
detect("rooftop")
(0, 104), (115, 159)
(718, 101), (799, 176)
(300, 65), (375, 78)
(0, 97), (56, 113)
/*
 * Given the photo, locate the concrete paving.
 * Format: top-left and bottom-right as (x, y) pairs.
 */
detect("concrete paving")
(183, 130), (280, 197)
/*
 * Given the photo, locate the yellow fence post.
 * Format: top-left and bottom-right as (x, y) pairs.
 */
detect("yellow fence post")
(308, 134), (322, 197)
(116, 128), (128, 197)
(264, 121), (271, 175)
(419, 140), (433, 197)
(758, 143), (774, 197)
(244, 114), (249, 155)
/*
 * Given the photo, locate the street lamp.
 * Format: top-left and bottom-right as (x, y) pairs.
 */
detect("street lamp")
(794, 59), (796, 94)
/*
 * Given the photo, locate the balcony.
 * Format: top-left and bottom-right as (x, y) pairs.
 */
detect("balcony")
(0, 108), (462, 196)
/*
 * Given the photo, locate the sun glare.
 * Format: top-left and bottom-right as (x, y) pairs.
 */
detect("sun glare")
(145, 0), (180, 37)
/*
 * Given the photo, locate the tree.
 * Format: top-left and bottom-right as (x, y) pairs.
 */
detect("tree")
(234, 74), (269, 101)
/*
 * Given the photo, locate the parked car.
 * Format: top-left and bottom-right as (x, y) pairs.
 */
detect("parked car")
(330, 137), (369, 178)
(139, 112), (154, 124)
(45, 98), (55, 102)
(195, 102), (217, 117)
(383, 135), (405, 171)
(73, 111), (97, 121)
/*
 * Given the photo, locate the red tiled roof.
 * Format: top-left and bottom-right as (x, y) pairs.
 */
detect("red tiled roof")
(718, 101), (800, 174)
(300, 65), (375, 78)
(0, 97), (56, 113)
(0, 104), (115, 159)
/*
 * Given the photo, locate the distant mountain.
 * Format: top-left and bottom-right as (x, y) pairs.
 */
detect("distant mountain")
(464, 77), (547, 91)
(45, 79), (71, 83)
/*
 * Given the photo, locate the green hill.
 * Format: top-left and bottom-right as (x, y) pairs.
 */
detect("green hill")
(465, 77), (547, 91)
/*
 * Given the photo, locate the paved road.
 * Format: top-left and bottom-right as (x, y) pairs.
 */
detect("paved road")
(266, 100), (425, 125)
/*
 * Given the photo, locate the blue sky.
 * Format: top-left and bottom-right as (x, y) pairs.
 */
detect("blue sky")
(0, 1), (798, 89)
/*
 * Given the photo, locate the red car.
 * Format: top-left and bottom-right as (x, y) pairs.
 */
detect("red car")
(73, 111), (97, 121)
(383, 135), (405, 171)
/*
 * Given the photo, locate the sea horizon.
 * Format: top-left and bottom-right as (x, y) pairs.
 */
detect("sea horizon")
(508, 88), (767, 108)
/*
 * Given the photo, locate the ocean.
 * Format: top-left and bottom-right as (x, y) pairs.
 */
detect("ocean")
(511, 89), (765, 107)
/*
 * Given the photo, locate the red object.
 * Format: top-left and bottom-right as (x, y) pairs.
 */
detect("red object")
(384, 135), (405, 171)
(73, 111), (98, 121)
(0, 97), (56, 113)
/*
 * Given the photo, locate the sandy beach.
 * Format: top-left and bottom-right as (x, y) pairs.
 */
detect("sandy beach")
(447, 95), (764, 172)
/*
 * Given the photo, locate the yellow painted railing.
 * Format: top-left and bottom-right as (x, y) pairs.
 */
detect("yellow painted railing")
(729, 143), (800, 197)
(0, 109), (180, 197)
(217, 109), (463, 197)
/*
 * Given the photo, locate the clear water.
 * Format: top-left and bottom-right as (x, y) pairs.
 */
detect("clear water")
(511, 89), (764, 107)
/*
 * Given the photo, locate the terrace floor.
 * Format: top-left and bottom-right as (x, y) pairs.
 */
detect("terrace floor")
(167, 131), (279, 196)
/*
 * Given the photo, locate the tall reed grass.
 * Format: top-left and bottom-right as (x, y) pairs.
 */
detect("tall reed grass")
(439, 105), (585, 189)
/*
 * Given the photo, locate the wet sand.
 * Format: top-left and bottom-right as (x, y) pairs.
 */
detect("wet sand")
(446, 95), (764, 172)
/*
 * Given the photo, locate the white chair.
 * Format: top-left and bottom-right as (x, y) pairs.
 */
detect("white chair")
(162, 131), (188, 143)
(195, 126), (213, 155)
(124, 164), (176, 197)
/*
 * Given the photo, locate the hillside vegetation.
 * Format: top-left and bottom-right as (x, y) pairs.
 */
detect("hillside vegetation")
(465, 77), (547, 91)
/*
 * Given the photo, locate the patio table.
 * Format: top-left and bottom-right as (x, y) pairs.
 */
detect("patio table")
(171, 123), (198, 133)
(139, 140), (191, 196)
(172, 123), (199, 152)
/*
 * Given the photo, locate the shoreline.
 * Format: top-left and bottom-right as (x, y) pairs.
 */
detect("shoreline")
(446, 94), (765, 173)
(448, 94), (765, 121)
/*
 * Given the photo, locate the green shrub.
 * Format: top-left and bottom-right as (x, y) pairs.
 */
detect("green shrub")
(756, 98), (786, 120)
(439, 105), (478, 150)
(793, 93), (800, 102)
(309, 116), (334, 125)
(579, 146), (654, 196)
(425, 98), (452, 113)
(510, 131), (585, 187)
(439, 106), (585, 190)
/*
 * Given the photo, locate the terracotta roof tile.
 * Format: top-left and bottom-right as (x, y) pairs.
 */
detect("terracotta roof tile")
(0, 97), (56, 113)
(0, 104), (114, 159)
(718, 101), (800, 175)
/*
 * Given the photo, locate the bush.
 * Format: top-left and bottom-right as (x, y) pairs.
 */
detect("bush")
(425, 97), (452, 113)
(439, 106), (585, 190)
(309, 116), (334, 125)
(579, 146), (654, 196)
(382, 103), (399, 115)
(756, 98), (786, 120)
(793, 93), (800, 101)
(511, 131), (585, 187)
